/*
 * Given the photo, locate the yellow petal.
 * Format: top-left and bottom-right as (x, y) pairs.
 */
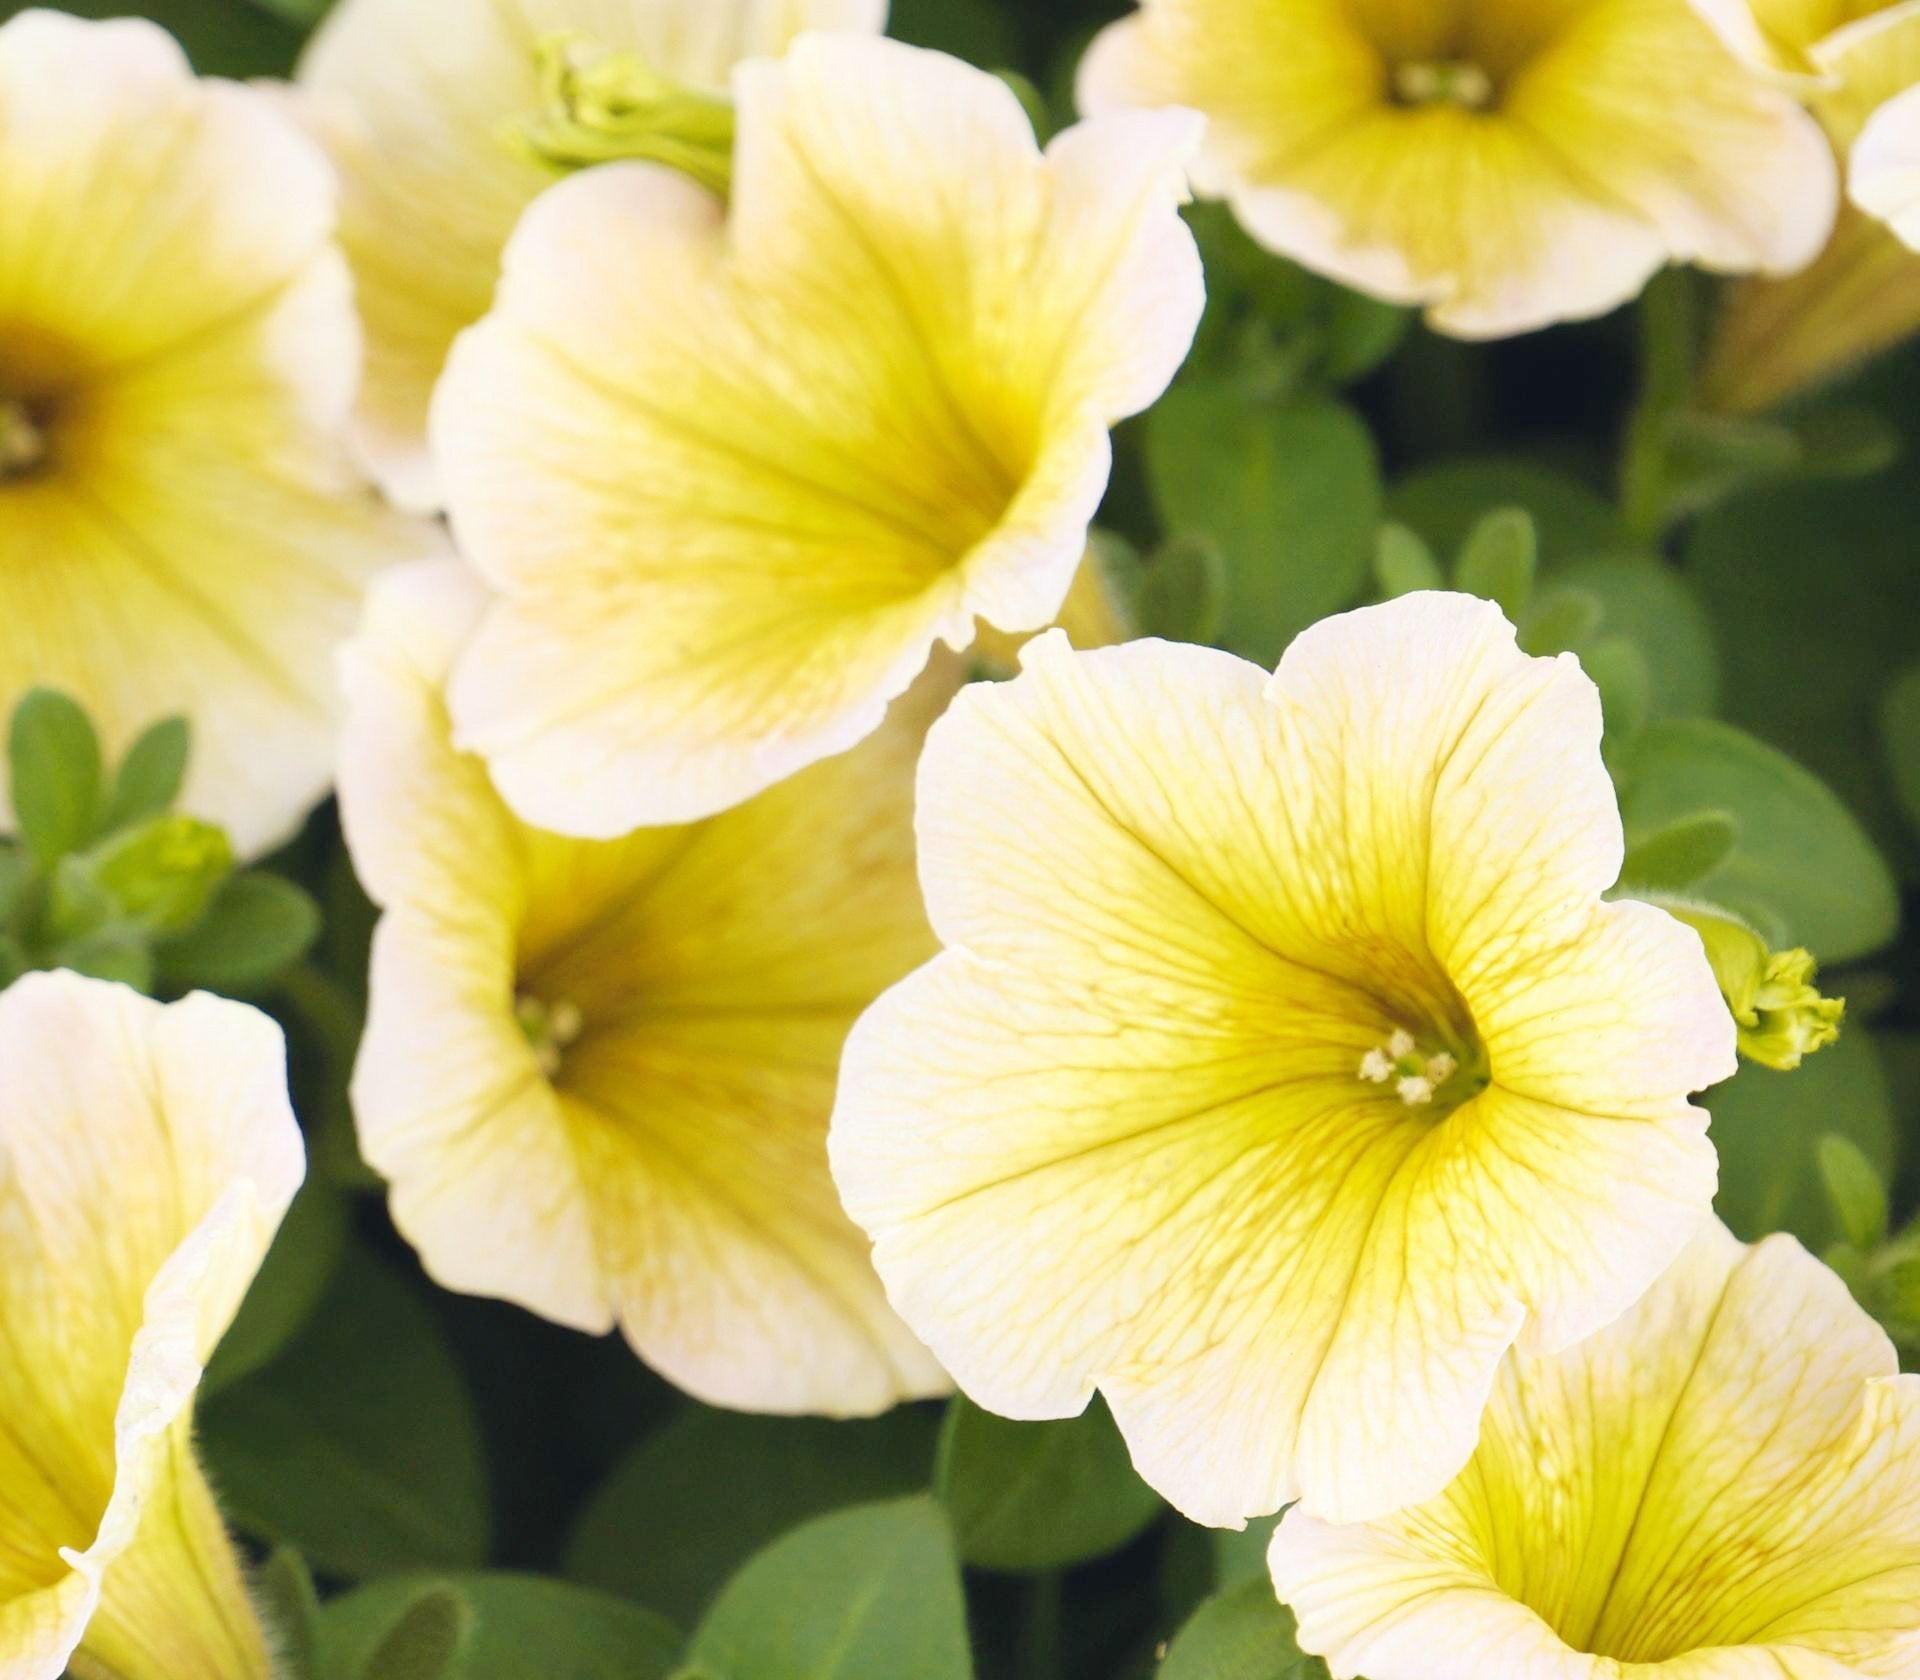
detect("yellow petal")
(297, 0), (886, 511)
(1080, 0), (1832, 337)
(0, 10), (429, 857)
(435, 34), (1202, 833)
(0, 972), (302, 1680)
(831, 599), (1734, 1527)
(342, 560), (946, 1414)
(1272, 1221), (1920, 1680)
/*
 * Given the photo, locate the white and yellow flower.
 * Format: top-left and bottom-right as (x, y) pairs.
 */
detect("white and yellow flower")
(1271, 1219), (1920, 1680)
(830, 594), (1737, 1528)
(432, 34), (1204, 835)
(297, 0), (887, 512)
(0, 970), (302, 1680)
(339, 559), (946, 1415)
(0, 10), (426, 857)
(1078, 0), (1835, 338)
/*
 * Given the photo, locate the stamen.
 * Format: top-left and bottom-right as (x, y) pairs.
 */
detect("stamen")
(1393, 60), (1495, 110)
(517, 993), (585, 1077)
(1359, 1047), (1395, 1083)
(1358, 1027), (1480, 1108)
(0, 399), (46, 480)
(1426, 1052), (1457, 1084)
(1387, 1027), (1416, 1059)
(1396, 1075), (1434, 1107)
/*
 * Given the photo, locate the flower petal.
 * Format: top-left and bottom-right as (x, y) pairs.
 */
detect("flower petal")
(436, 34), (1200, 832)
(298, 0), (886, 509)
(0, 972), (301, 1680)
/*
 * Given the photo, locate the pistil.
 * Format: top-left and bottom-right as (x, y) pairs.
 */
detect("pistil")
(1393, 60), (1495, 110)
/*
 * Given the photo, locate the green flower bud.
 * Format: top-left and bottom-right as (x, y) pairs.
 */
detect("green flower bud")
(1654, 897), (1844, 1071)
(508, 33), (735, 198)
(85, 813), (233, 937)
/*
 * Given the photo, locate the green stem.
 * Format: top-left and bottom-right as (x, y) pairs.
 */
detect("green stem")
(1618, 267), (1700, 546)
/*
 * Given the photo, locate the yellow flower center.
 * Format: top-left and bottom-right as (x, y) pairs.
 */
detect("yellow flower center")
(1357, 1023), (1486, 1111)
(0, 396), (48, 482)
(1391, 59), (1495, 110)
(515, 992), (584, 1078)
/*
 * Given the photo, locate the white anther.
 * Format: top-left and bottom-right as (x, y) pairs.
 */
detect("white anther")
(1396, 1075), (1435, 1107)
(1425, 1052), (1457, 1084)
(1387, 1027), (1416, 1059)
(1359, 1048), (1395, 1084)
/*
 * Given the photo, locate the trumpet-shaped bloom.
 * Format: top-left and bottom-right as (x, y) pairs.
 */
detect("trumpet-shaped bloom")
(0, 970), (302, 1680)
(1078, 0), (1835, 338)
(297, 0), (886, 512)
(830, 595), (1737, 1527)
(1697, 3), (1920, 406)
(340, 559), (946, 1415)
(1270, 1220), (1920, 1680)
(433, 34), (1204, 835)
(0, 10), (426, 857)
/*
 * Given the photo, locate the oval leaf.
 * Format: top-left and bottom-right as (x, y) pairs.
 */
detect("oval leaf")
(935, 1396), (1162, 1573)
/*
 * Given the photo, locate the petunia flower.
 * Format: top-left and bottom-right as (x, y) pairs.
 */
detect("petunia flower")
(830, 595), (1737, 1527)
(1078, 0), (1835, 339)
(0, 969), (303, 1680)
(339, 559), (947, 1415)
(431, 34), (1204, 836)
(296, 0), (886, 513)
(0, 10), (427, 858)
(1270, 1219), (1920, 1680)
(1695, 2), (1920, 407)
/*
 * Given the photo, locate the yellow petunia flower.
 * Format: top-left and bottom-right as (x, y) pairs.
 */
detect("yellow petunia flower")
(339, 559), (947, 1415)
(1078, 0), (1835, 338)
(297, 0), (886, 512)
(0, 10), (427, 858)
(830, 595), (1737, 1528)
(1696, 2), (1920, 407)
(0, 970), (302, 1680)
(1271, 1219), (1920, 1680)
(432, 34), (1204, 836)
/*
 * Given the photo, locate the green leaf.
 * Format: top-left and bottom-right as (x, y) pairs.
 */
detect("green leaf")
(678, 1498), (971, 1680)
(1159, 1579), (1328, 1680)
(1612, 718), (1899, 961)
(565, 1406), (938, 1627)
(885, 0), (1019, 63)
(357, 1588), (470, 1680)
(255, 1550), (322, 1680)
(1516, 584), (1605, 657)
(53, 923), (154, 991)
(1552, 559), (1720, 722)
(1320, 288), (1410, 385)
(1371, 523), (1443, 599)
(1618, 811), (1740, 893)
(205, 1180), (349, 1394)
(1880, 663), (1920, 837)
(1210, 1513), (1283, 1588)
(1818, 1134), (1889, 1252)
(1144, 384), (1382, 663)
(934, 1396), (1162, 1572)
(1452, 507), (1537, 619)
(320, 1576), (681, 1680)
(1387, 460), (1624, 561)
(1711, 1028), (1894, 1250)
(9, 688), (102, 869)
(1687, 472), (1920, 872)
(34, 0), (305, 75)
(104, 715), (190, 831)
(155, 870), (320, 993)
(1584, 636), (1652, 746)
(200, 1247), (490, 1578)
(1135, 534), (1226, 645)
